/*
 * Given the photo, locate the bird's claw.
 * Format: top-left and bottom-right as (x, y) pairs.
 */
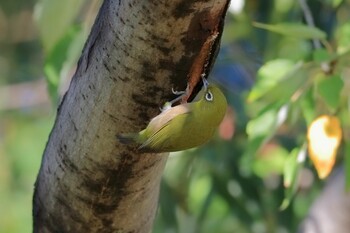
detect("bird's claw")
(171, 87), (186, 95)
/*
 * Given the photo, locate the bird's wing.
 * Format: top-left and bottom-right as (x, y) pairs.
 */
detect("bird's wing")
(147, 104), (191, 133)
(140, 105), (191, 151)
(139, 124), (172, 151)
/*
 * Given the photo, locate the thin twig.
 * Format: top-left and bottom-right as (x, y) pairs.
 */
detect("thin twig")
(299, 0), (321, 49)
(299, 0), (331, 73)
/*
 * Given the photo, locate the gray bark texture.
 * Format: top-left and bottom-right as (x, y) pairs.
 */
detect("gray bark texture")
(298, 167), (350, 233)
(33, 0), (230, 232)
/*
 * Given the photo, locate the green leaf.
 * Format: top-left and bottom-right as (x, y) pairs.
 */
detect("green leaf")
(44, 64), (60, 103)
(248, 59), (294, 102)
(300, 87), (316, 125)
(240, 136), (266, 176)
(44, 25), (83, 103)
(246, 109), (278, 138)
(317, 75), (344, 110)
(35, 0), (85, 53)
(312, 48), (331, 63)
(248, 62), (308, 104)
(331, 0), (342, 7)
(241, 105), (288, 175)
(253, 146), (288, 178)
(280, 147), (305, 210)
(277, 38), (311, 61)
(283, 149), (300, 188)
(336, 22), (350, 53)
(253, 22), (327, 40)
(264, 63), (308, 103)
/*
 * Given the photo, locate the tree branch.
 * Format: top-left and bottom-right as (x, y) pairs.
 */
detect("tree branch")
(299, 0), (331, 73)
(298, 0), (321, 49)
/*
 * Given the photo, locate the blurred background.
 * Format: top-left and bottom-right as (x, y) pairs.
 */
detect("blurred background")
(1, 0), (350, 232)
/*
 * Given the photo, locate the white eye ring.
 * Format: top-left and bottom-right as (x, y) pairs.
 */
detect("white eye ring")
(205, 91), (213, 101)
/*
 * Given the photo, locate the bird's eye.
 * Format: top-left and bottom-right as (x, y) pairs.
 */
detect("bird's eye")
(205, 91), (213, 101)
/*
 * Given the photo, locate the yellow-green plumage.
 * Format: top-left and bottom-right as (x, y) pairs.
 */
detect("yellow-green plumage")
(118, 84), (227, 152)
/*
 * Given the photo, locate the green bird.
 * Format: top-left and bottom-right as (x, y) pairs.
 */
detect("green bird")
(117, 81), (227, 152)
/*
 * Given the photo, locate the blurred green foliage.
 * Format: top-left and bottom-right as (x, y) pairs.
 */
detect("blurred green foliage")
(0, 0), (100, 232)
(1, 0), (350, 233)
(0, 111), (54, 232)
(155, 0), (350, 232)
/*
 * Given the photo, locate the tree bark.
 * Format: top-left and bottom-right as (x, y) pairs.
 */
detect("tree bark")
(33, 0), (230, 232)
(298, 167), (350, 233)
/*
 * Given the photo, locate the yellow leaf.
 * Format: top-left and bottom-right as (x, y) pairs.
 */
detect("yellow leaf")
(307, 115), (342, 179)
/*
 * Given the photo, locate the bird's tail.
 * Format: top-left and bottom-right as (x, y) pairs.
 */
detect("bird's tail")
(117, 133), (139, 144)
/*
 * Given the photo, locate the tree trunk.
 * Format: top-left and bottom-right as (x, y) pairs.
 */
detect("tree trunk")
(298, 167), (350, 233)
(33, 0), (230, 232)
